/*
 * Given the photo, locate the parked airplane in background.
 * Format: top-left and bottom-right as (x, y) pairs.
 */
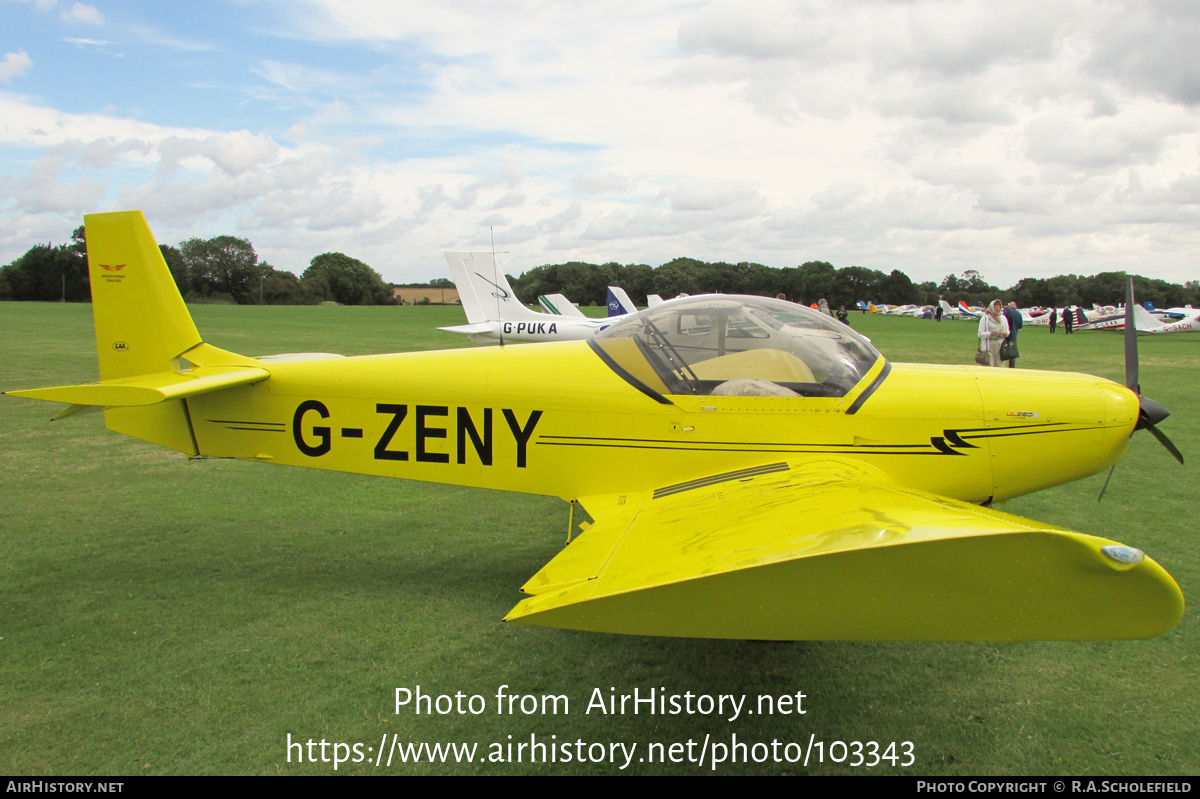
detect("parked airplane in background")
(1144, 303), (1197, 321)
(1132, 305), (1200, 335)
(939, 300), (978, 320)
(440, 252), (612, 343)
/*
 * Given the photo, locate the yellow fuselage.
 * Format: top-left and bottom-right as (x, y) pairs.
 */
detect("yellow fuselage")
(179, 341), (1140, 506)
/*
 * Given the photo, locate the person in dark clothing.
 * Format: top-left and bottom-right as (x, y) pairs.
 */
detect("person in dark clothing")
(1049, 307), (1057, 333)
(1064, 307), (1074, 334)
(935, 304), (943, 322)
(836, 306), (849, 325)
(1003, 302), (1023, 367)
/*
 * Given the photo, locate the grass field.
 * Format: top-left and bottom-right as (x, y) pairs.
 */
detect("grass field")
(1, 301), (1197, 775)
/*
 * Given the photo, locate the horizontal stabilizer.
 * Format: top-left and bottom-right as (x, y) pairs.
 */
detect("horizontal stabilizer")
(507, 459), (1183, 640)
(6, 365), (268, 408)
(438, 323), (494, 335)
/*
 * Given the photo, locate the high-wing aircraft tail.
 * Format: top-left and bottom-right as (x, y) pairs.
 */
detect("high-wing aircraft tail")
(606, 286), (637, 316)
(445, 251), (543, 324)
(4, 210), (265, 455)
(646, 294), (664, 308)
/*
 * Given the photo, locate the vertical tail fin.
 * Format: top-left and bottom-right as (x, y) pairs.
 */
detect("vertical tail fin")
(86, 211), (202, 380)
(1131, 304), (1162, 333)
(539, 293), (586, 317)
(444, 252), (543, 323)
(606, 286), (637, 316)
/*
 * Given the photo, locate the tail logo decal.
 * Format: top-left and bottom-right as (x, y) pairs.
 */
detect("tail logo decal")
(474, 272), (511, 301)
(111, 341), (129, 352)
(99, 263), (128, 284)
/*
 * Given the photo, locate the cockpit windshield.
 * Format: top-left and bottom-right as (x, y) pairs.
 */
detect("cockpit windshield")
(592, 295), (882, 398)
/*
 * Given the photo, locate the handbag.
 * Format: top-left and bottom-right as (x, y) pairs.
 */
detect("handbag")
(1000, 339), (1019, 361)
(974, 349), (989, 365)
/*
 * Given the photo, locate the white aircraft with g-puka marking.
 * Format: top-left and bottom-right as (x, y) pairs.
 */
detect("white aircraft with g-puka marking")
(438, 252), (618, 344)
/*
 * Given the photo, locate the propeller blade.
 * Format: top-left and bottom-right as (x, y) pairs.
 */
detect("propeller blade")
(1125, 277), (1139, 394)
(1144, 423), (1185, 465)
(1097, 464), (1116, 503)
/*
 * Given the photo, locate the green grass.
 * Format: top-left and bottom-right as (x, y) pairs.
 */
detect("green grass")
(1, 302), (1197, 775)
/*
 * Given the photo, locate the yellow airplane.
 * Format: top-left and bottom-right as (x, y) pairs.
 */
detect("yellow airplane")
(4, 211), (1187, 641)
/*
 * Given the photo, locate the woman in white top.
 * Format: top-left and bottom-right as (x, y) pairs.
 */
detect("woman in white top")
(977, 299), (1009, 367)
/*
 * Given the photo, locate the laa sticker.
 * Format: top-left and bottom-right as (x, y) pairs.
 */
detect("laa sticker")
(112, 341), (129, 352)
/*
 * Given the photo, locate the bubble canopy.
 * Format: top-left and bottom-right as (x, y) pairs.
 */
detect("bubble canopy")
(591, 295), (883, 399)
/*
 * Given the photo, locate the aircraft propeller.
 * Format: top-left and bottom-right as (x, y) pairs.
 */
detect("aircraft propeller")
(1099, 278), (1184, 502)
(1124, 277), (1183, 465)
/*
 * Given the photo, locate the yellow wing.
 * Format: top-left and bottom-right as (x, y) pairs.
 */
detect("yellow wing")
(507, 459), (1183, 640)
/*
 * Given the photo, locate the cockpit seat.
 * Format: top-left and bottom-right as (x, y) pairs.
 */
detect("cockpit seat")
(688, 348), (816, 383)
(710, 378), (800, 397)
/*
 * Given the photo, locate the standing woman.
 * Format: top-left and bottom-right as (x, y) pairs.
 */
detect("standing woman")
(977, 299), (1009, 366)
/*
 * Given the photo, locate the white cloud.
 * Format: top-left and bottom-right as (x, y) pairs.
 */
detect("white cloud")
(663, 180), (763, 213)
(573, 173), (634, 194)
(4, 1), (1200, 285)
(4, 155), (108, 213)
(60, 1), (103, 25)
(0, 50), (32, 83)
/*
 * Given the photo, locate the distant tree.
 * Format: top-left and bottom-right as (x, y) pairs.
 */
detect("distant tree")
(917, 281), (939, 305)
(781, 261), (836, 305)
(940, 270), (999, 307)
(616, 263), (656, 305)
(259, 267), (314, 305)
(302, 252), (391, 305)
(831, 265), (888, 306)
(655, 257), (708, 298)
(180, 235), (266, 304)
(959, 270), (996, 294)
(1011, 277), (1044, 308)
(159, 244), (189, 295)
(2, 243), (90, 301)
(879, 269), (921, 305)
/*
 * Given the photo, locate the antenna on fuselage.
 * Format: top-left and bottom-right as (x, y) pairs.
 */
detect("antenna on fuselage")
(491, 227), (503, 347)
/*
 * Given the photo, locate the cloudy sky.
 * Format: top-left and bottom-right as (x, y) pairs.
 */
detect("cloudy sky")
(2, 0), (1199, 286)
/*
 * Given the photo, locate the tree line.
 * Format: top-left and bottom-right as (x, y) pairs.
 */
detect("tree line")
(0, 227), (394, 306)
(511, 259), (1200, 310)
(2, 228), (1197, 309)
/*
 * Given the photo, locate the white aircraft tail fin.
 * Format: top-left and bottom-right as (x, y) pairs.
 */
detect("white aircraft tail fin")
(445, 252), (542, 323)
(646, 294), (664, 308)
(539, 293), (586, 317)
(1132, 304), (1161, 332)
